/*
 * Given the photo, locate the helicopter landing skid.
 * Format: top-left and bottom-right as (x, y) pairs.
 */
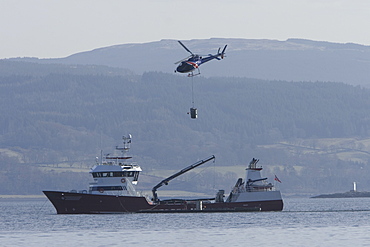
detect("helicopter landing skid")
(188, 69), (201, 77)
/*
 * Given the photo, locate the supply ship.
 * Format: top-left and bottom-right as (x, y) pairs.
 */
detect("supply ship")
(43, 135), (283, 214)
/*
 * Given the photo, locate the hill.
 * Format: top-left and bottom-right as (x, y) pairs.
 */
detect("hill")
(7, 38), (370, 87)
(1, 61), (370, 195)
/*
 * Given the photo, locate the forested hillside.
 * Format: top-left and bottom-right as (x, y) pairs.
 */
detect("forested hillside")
(1, 60), (370, 195)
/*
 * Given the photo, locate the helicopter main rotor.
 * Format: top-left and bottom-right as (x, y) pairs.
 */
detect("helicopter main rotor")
(178, 40), (194, 55)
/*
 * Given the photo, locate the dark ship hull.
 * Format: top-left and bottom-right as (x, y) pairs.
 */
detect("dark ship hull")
(43, 191), (283, 214)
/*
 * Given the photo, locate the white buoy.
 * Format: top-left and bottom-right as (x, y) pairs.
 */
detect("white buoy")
(353, 182), (357, 192)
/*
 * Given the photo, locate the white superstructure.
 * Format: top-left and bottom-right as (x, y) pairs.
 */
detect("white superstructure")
(88, 134), (142, 196)
(226, 158), (282, 203)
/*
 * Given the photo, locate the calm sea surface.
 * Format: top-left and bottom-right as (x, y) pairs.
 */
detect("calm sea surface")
(1, 197), (370, 246)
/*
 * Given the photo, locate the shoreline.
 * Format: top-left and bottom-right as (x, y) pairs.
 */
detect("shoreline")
(311, 191), (370, 198)
(0, 195), (45, 199)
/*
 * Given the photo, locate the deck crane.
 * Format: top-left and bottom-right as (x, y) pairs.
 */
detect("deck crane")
(152, 155), (215, 203)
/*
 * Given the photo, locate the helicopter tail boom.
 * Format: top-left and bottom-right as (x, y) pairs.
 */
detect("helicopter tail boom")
(199, 44), (227, 63)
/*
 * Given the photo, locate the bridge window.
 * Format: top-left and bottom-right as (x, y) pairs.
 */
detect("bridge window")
(134, 171), (139, 181)
(92, 171), (139, 178)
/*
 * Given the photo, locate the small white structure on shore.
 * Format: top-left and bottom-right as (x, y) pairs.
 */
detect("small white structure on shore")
(352, 182), (357, 192)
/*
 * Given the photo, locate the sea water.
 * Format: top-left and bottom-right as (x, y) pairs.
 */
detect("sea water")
(1, 197), (370, 247)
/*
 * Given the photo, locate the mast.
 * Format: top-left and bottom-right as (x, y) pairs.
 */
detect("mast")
(105, 134), (132, 162)
(117, 134), (132, 157)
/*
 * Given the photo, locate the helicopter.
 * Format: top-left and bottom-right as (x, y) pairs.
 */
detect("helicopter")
(174, 41), (227, 77)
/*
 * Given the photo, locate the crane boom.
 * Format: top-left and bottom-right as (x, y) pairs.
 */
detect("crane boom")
(152, 155), (215, 203)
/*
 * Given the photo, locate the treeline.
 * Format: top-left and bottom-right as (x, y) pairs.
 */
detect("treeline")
(2, 74), (370, 139)
(2, 65), (370, 162)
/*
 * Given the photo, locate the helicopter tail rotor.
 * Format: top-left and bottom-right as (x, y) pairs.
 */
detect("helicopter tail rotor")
(220, 45), (227, 59)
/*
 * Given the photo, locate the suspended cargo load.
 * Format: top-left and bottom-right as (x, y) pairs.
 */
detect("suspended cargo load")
(190, 107), (197, 119)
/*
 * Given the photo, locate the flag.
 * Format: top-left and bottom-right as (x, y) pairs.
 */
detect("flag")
(274, 175), (282, 183)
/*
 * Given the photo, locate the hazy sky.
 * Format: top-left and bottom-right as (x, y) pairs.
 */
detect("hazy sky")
(1, 0), (370, 58)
